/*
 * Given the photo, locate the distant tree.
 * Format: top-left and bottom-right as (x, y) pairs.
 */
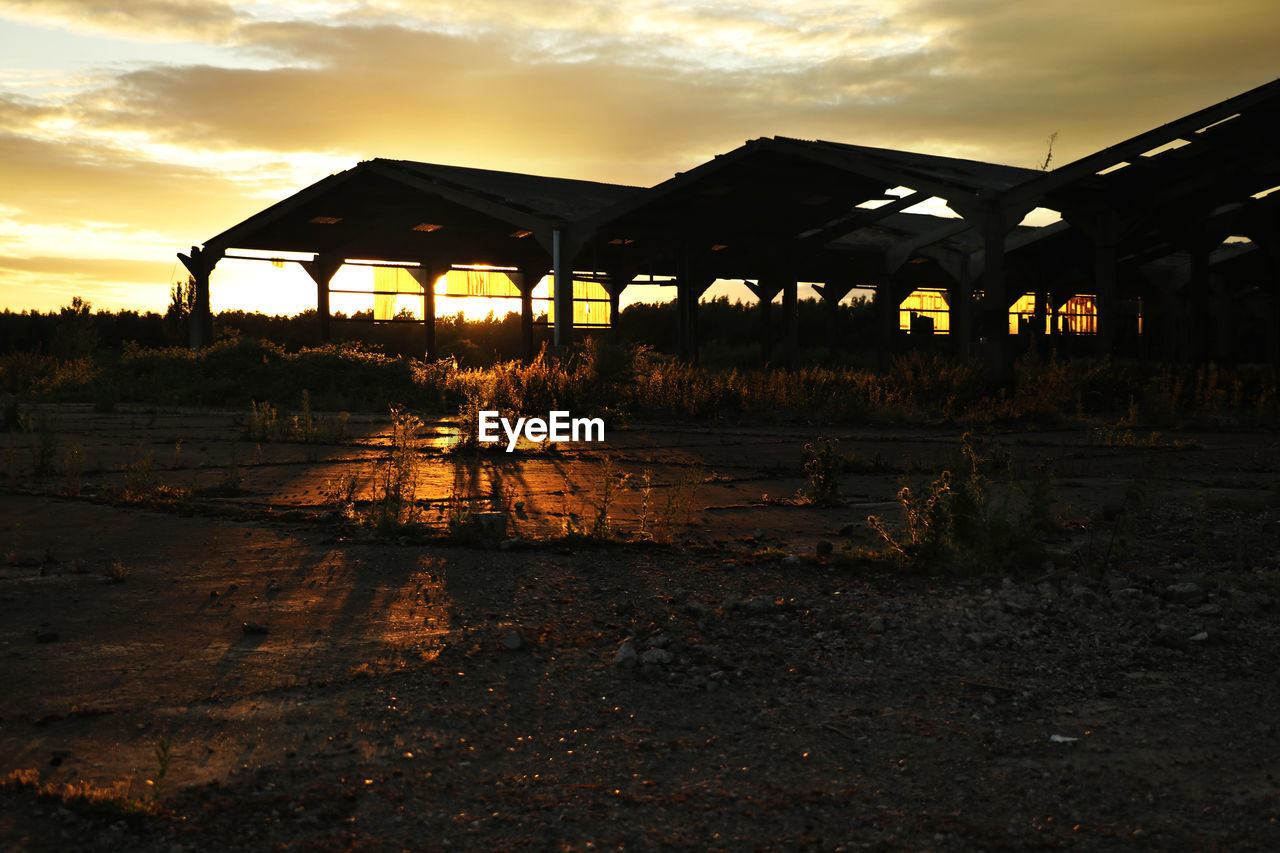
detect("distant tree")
(53, 296), (98, 359)
(163, 277), (197, 344)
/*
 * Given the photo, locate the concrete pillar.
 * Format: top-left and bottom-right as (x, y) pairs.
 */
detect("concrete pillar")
(301, 253), (344, 344)
(1094, 239), (1119, 359)
(607, 278), (627, 344)
(980, 215), (1010, 377)
(177, 245), (221, 351)
(676, 273), (714, 365)
(408, 261), (449, 361)
(516, 266), (544, 362)
(815, 282), (856, 354)
(1189, 244), (1212, 365)
(553, 229), (573, 350)
(745, 280), (781, 365)
(951, 264), (973, 362)
(875, 276), (899, 372)
(781, 280), (799, 366)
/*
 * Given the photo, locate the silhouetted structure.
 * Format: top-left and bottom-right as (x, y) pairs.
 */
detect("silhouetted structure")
(183, 78), (1280, 370)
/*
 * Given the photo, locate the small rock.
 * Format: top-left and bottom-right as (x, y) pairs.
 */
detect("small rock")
(641, 648), (674, 666)
(815, 540), (834, 558)
(868, 617), (886, 634)
(502, 632), (526, 651)
(498, 538), (520, 551)
(613, 640), (638, 669)
(1165, 582), (1204, 605)
(838, 522), (857, 536)
(745, 595), (776, 615)
(35, 629), (58, 643)
(682, 601), (709, 618)
(242, 621), (269, 636)
(966, 631), (999, 648)
(780, 555), (802, 569)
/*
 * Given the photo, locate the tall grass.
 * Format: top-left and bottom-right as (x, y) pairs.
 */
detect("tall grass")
(5, 336), (1278, 427)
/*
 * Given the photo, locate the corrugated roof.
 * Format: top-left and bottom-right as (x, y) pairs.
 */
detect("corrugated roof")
(370, 158), (641, 221)
(775, 138), (1042, 193)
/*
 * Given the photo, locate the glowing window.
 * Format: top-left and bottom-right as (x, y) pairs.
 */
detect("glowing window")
(412, 222), (443, 232)
(899, 289), (950, 334)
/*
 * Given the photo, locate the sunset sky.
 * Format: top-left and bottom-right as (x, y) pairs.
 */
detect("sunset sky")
(1, 0), (1276, 317)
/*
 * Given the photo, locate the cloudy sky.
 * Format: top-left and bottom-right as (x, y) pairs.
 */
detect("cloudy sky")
(0, 0), (1276, 314)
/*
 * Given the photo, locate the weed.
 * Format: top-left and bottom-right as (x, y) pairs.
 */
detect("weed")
(324, 469), (361, 519)
(297, 389), (316, 443)
(868, 433), (1052, 576)
(247, 400), (279, 442)
(23, 409), (58, 478)
(148, 737), (171, 804)
(2, 768), (142, 817)
(327, 411), (351, 443)
(122, 442), (157, 500)
(105, 558), (129, 583)
(445, 455), (478, 537)
(587, 456), (629, 540)
(368, 406), (423, 531)
(656, 465), (703, 543)
(636, 469), (654, 540)
(219, 446), (244, 494)
(61, 444), (84, 496)
(453, 386), (485, 452)
(802, 437), (842, 506)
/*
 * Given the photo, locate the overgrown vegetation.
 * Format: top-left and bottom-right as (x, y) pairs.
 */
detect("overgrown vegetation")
(366, 406), (424, 532)
(867, 434), (1057, 576)
(5, 298), (1278, 429)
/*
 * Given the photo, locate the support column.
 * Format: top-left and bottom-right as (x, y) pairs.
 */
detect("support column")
(177, 245), (222, 351)
(1094, 238), (1119, 359)
(608, 280), (625, 344)
(676, 271), (714, 365)
(980, 215), (1011, 378)
(814, 282), (856, 354)
(781, 280), (799, 367)
(301, 253), (344, 344)
(553, 229), (573, 350)
(408, 261), (449, 361)
(744, 280), (782, 365)
(1188, 244), (1212, 365)
(874, 275), (899, 372)
(1032, 287), (1048, 355)
(516, 266), (545, 362)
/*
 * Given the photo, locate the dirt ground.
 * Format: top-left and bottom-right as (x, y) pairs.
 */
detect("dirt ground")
(1, 404), (1279, 851)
